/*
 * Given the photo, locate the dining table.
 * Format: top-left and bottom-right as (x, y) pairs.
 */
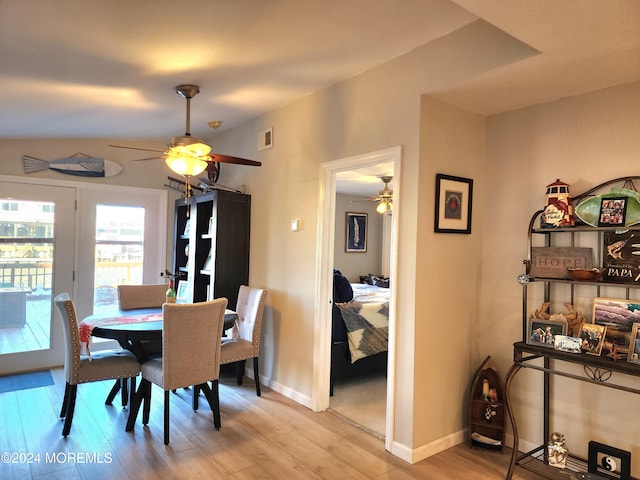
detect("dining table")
(80, 307), (238, 362)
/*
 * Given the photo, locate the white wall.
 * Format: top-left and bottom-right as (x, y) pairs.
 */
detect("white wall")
(482, 80), (640, 471)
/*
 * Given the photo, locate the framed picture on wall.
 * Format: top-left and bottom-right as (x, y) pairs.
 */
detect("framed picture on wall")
(346, 212), (367, 252)
(434, 173), (473, 234)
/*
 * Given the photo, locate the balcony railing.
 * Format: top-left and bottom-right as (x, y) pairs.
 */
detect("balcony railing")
(0, 260), (142, 295)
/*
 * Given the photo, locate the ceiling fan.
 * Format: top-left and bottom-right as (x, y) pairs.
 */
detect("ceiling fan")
(110, 84), (261, 200)
(353, 176), (393, 214)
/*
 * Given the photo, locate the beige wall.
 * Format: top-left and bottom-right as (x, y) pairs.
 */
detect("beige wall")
(334, 193), (383, 283)
(417, 96), (486, 449)
(482, 80), (640, 470)
(210, 19), (525, 457)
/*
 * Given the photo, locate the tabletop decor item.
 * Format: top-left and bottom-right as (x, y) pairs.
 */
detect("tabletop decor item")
(547, 432), (568, 468)
(575, 187), (640, 228)
(529, 246), (593, 279)
(567, 267), (604, 282)
(540, 179), (574, 228)
(588, 441), (631, 480)
(160, 270), (184, 303)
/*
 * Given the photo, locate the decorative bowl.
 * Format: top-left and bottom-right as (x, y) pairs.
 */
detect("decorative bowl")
(567, 268), (604, 282)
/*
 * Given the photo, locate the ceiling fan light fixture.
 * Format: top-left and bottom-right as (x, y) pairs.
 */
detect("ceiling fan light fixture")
(377, 198), (393, 214)
(169, 136), (212, 156)
(165, 154), (208, 177)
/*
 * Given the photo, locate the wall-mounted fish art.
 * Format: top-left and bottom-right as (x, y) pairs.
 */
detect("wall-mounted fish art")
(23, 152), (123, 177)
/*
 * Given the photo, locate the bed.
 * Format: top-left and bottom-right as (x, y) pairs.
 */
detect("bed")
(330, 282), (389, 395)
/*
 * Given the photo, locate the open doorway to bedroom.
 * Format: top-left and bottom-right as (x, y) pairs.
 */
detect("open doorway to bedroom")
(314, 146), (400, 450)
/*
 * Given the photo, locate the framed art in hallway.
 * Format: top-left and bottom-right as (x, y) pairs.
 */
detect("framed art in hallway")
(346, 212), (367, 252)
(434, 173), (473, 234)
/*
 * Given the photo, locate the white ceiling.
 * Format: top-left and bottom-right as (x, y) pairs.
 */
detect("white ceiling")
(2, 0), (640, 195)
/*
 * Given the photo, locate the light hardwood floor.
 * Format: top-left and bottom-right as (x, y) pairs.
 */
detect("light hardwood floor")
(0, 367), (542, 480)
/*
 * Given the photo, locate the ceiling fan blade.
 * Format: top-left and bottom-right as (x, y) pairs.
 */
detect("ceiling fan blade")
(208, 153), (262, 167)
(109, 144), (165, 154)
(130, 156), (165, 162)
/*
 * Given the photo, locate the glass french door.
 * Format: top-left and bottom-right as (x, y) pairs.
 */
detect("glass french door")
(0, 181), (76, 374)
(74, 187), (166, 351)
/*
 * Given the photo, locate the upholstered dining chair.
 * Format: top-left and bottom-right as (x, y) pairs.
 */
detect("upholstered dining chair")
(117, 284), (167, 310)
(219, 286), (267, 396)
(54, 293), (141, 437)
(104, 283), (167, 406)
(125, 298), (228, 445)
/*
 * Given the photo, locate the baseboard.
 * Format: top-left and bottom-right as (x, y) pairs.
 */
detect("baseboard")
(248, 369), (314, 409)
(407, 429), (467, 464)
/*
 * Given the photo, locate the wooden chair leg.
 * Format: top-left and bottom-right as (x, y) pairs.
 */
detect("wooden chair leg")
(142, 380), (152, 426)
(235, 360), (246, 385)
(253, 357), (261, 397)
(105, 379), (120, 405)
(164, 390), (170, 445)
(121, 378), (129, 407)
(125, 378), (151, 432)
(60, 382), (70, 417)
(129, 376), (137, 407)
(126, 379), (146, 432)
(192, 384), (200, 411)
(62, 384), (77, 437)
(200, 380), (221, 430)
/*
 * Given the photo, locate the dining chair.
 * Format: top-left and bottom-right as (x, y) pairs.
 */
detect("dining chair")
(117, 284), (167, 310)
(54, 293), (141, 437)
(104, 283), (168, 406)
(125, 298), (228, 445)
(219, 285), (267, 396)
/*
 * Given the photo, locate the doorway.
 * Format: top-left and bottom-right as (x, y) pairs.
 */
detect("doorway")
(313, 146), (400, 452)
(0, 181), (76, 374)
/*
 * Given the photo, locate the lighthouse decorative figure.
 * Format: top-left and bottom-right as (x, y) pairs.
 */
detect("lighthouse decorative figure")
(541, 179), (574, 228)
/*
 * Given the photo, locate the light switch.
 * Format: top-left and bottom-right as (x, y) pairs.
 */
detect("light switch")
(291, 218), (301, 232)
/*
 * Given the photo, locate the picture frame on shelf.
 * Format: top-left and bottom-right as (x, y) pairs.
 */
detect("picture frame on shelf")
(346, 212), (367, 252)
(526, 317), (567, 348)
(434, 173), (473, 234)
(553, 335), (582, 353)
(592, 297), (640, 333)
(588, 441), (631, 480)
(176, 280), (189, 303)
(579, 323), (607, 356)
(598, 197), (628, 227)
(601, 231), (640, 285)
(627, 322), (640, 365)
